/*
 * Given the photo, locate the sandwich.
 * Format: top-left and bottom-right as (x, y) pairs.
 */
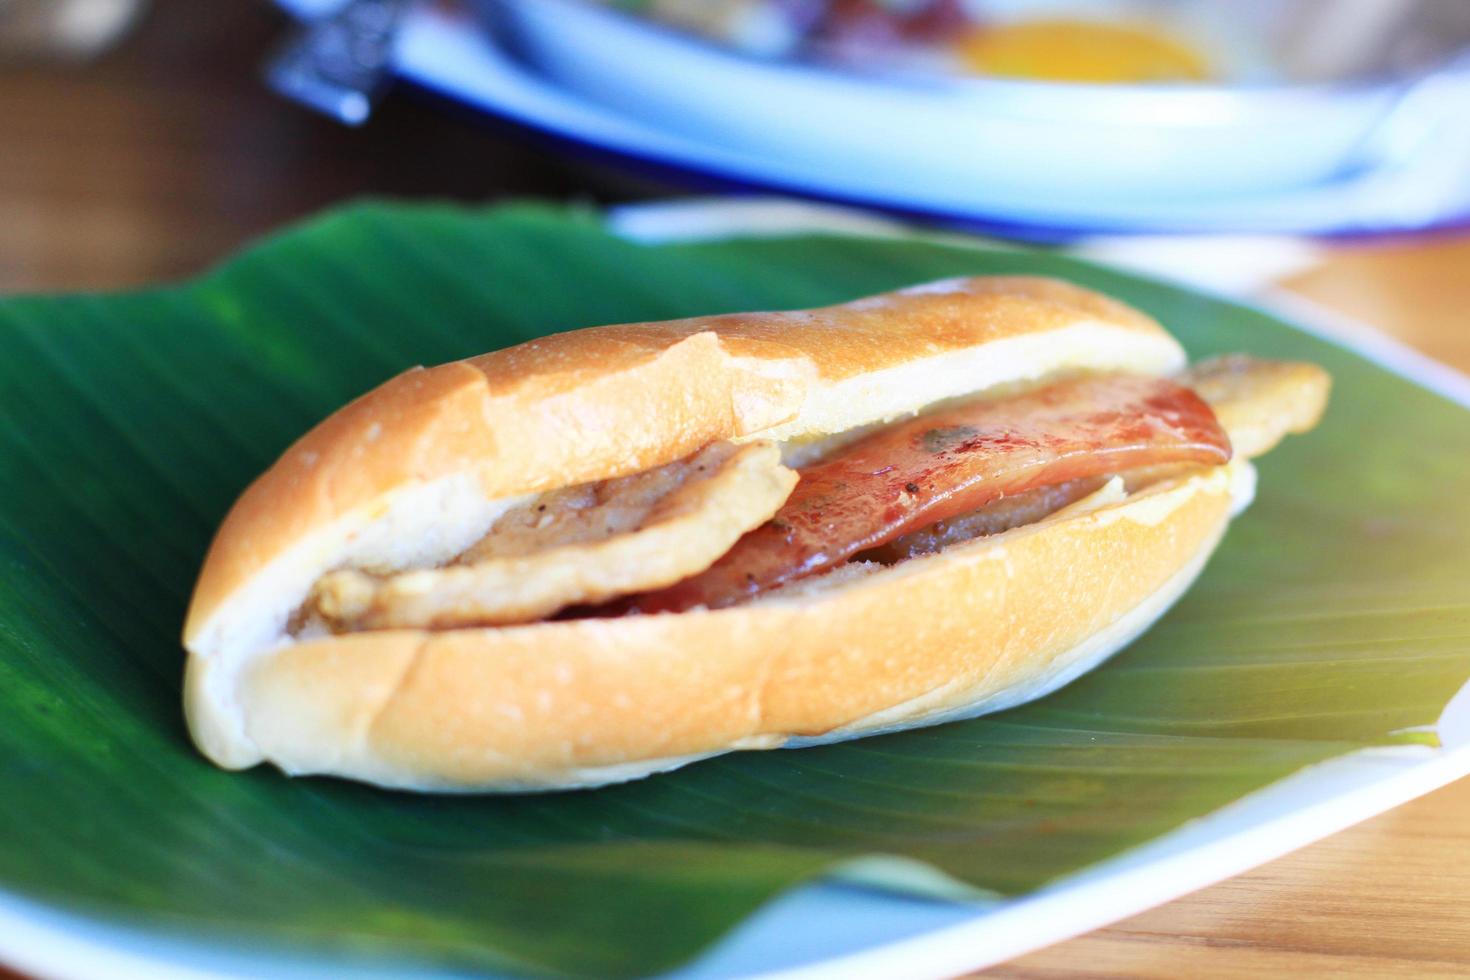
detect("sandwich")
(182, 276), (1329, 792)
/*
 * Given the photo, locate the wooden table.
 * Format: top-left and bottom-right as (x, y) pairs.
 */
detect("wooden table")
(3, 1), (1468, 976)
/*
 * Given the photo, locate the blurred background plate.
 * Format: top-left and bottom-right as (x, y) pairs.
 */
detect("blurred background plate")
(276, 0), (1470, 239)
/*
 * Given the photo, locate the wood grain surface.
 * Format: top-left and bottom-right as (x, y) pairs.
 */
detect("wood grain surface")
(1, 1), (1467, 977)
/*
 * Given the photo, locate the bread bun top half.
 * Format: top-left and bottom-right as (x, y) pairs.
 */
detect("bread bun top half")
(183, 276), (1184, 663)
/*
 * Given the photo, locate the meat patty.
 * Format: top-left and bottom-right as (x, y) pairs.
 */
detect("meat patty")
(1180, 356), (1329, 458)
(312, 440), (797, 629)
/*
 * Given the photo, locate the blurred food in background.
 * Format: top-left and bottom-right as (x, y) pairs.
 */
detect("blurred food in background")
(591, 0), (1470, 87)
(955, 17), (1211, 83)
(264, 0), (1470, 238)
(605, 0), (1218, 83)
(490, 0), (1470, 215)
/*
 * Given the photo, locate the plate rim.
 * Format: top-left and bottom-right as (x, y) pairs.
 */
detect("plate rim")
(368, 4), (1470, 242)
(4, 201), (1470, 980)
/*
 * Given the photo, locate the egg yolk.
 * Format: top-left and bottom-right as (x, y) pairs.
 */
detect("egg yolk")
(956, 18), (1212, 84)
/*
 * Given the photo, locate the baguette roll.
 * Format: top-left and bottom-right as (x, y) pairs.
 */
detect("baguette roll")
(182, 276), (1327, 791)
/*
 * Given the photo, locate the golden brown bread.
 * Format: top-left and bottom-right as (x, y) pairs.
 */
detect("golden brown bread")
(183, 275), (1177, 647)
(234, 468), (1240, 790)
(181, 276), (1328, 791)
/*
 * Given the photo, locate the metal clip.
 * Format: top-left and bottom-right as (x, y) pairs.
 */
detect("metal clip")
(266, 0), (408, 125)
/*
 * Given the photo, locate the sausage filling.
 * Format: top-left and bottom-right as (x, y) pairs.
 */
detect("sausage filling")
(619, 373), (1229, 613)
(307, 357), (1325, 633)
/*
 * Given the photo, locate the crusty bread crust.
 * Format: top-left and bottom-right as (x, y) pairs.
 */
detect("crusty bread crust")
(180, 276), (1324, 791)
(226, 464), (1244, 790)
(184, 276), (1180, 647)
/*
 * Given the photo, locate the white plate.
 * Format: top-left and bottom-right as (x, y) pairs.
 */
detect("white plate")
(496, 0), (1400, 202)
(278, 0), (1470, 239)
(4, 199), (1470, 980)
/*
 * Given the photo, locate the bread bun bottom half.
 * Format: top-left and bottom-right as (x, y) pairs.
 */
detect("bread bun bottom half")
(181, 275), (1323, 792)
(229, 462), (1249, 791)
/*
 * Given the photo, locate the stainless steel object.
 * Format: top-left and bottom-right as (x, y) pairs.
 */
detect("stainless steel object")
(266, 0), (407, 125)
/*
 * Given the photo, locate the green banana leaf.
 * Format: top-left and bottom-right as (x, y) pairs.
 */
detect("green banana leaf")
(2, 203), (1467, 978)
